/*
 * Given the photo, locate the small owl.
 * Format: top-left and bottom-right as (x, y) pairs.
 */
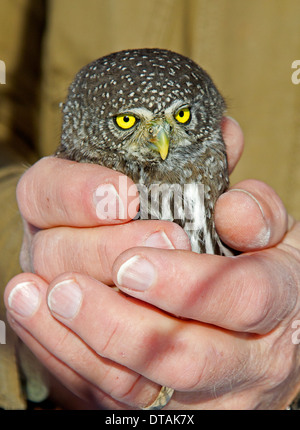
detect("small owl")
(56, 48), (229, 255)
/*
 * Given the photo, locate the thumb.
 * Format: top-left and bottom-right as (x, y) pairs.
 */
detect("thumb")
(214, 179), (288, 251)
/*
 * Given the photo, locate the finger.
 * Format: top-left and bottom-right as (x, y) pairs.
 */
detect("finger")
(4, 273), (163, 409)
(215, 179), (288, 251)
(44, 272), (261, 395)
(221, 116), (244, 174)
(30, 220), (191, 283)
(16, 156), (139, 228)
(6, 315), (130, 410)
(112, 246), (297, 334)
(18, 118), (242, 229)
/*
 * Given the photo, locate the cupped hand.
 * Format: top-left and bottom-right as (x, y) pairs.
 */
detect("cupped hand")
(16, 117), (243, 282)
(6, 117), (300, 410)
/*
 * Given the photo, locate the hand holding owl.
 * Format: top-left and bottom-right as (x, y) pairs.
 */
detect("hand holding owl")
(5, 115), (300, 409)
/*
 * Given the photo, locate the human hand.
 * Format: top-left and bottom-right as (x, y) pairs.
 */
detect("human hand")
(16, 116), (243, 282)
(6, 118), (300, 410)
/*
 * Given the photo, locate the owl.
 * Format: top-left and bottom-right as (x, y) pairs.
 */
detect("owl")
(56, 48), (229, 256)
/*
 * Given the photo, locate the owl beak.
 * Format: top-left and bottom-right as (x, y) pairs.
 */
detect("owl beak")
(149, 124), (170, 160)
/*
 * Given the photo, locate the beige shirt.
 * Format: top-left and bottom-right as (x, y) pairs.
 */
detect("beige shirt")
(0, 0), (299, 409)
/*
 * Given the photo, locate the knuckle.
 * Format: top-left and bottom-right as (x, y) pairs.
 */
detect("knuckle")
(108, 376), (140, 404)
(239, 286), (273, 333)
(30, 230), (47, 273)
(19, 239), (33, 272)
(172, 359), (206, 391)
(95, 234), (114, 283)
(104, 372), (160, 410)
(263, 358), (294, 388)
(95, 318), (122, 357)
(236, 261), (298, 334)
(51, 326), (75, 355)
(249, 289), (272, 331)
(259, 338), (296, 388)
(16, 161), (47, 224)
(230, 272), (276, 334)
(153, 334), (208, 391)
(16, 170), (30, 216)
(30, 229), (63, 280)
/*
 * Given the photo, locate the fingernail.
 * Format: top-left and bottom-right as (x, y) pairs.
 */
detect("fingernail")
(48, 280), (83, 319)
(117, 256), (156, 291)
(144, 231), (175, 249)
(94, 184), (125, 220)
(8, 282), (40, 317)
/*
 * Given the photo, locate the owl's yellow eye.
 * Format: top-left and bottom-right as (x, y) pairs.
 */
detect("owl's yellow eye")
(115, 114), (137, 130)
(175, 107), (191, 124)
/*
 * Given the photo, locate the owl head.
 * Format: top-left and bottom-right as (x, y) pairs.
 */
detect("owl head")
(58, 49), (226, 181)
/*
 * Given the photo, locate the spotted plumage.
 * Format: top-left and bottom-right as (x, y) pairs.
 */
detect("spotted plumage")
(56, 48), (229, 255)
